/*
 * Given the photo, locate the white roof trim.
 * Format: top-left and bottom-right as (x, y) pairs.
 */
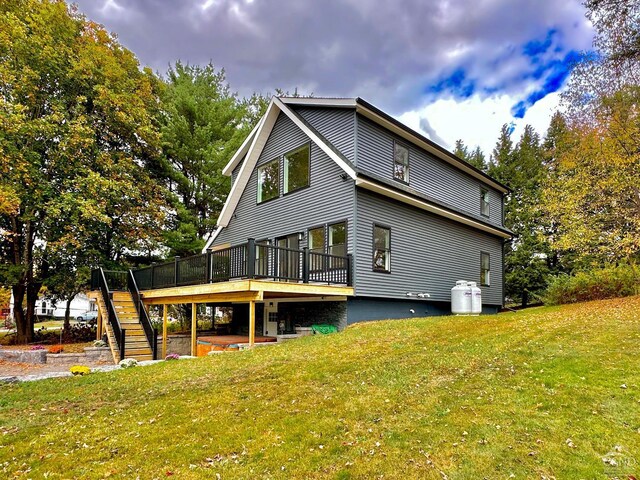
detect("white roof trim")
(355, 177), (511, 239)
(273, 97), (356, 180)
(221, 117), (263, 176)
(279, 97), (357, 108)
(202, 226), (223, 253)
(355, 105), (509, 194)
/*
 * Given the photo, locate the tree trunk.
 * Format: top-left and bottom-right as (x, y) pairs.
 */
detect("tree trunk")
(522, 289), (529, 308)
(12, 284), (28, 343)
(64, 297), (73, 331)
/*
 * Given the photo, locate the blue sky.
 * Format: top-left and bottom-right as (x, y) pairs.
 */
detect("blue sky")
(71, 0), (594, 157)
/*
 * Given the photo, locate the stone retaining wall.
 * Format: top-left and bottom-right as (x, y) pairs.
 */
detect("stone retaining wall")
(0, 350), (47, 364)
(47, 347), (112, 365)
(0, 347), (112, 365)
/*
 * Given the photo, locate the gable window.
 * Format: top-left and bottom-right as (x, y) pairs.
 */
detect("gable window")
(481, 252), (490, 286)
(393, 142), (409, 183)
(284, 144), (310, 194)
(257, 158), (280, 203)
(481, 188), (490, 217)
(373, 225), (391, 272)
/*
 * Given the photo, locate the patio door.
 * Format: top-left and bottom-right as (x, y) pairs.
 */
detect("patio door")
(276, 234), (299, 280)
(263, 302), (279, 337)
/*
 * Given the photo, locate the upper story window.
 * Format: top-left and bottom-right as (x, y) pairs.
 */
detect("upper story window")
(393, 142), (409, 183)
(480, 188), (490, 217)
(257, 158), (280, 203)
(481, 252), (490, 286)
(373, 224), (391, 272)
(284, 144), (310, 194)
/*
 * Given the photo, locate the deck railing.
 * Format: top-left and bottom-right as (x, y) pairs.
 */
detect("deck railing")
(127, 270), (158, 360)
(130, 239), (352, 291)
(94, 268), (126, 361)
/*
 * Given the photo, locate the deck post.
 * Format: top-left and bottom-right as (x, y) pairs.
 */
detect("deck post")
(191, 302), (197, 356)
(247, 238), (256, 279)
(249, 300), (255, 347)
(162, 304), (168, 359)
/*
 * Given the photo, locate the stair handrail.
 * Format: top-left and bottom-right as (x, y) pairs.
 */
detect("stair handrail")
(97, 267), (126, 361)
(127, 270), (158, 360)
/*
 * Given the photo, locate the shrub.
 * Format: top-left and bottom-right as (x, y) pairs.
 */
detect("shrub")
(119, 358), (138, 368)
(544, 264), (640, 305)
(48, 345), (64, 354)
(92, 340), (108, 348)
(70, 365), (91, 376)
(165, 353), (180, 360)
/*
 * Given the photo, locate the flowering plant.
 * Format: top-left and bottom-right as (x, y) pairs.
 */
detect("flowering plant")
(119, 358), (138, 368)
(92, 340), (108, 347)
(70, 365), (91, 376)
(30, 345), (46, 350)
(165, 353), (180, 360)
(48, 345), (64, 354)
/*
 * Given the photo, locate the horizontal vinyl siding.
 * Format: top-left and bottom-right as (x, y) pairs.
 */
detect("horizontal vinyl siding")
(356, 115), (504, 226)
(216, 112), (354, 250)
(354, 189), (503, 305)
(293, 106), (355, 164)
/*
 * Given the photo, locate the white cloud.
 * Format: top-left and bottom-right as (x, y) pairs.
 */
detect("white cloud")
(398, 91), (562, 158)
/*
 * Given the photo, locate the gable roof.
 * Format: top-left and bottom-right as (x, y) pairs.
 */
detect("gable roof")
(216, 97), (357, 227)
(203, 96), (510, 251)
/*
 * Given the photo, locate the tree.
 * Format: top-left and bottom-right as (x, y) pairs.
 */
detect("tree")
(544, 0), (640, 267)
(0, 0), (167, 342)
(489, 124), (552, 305)
(542, 96), (640, 264)
(155, 63), (268, 257)
(453, 139), (487, 171)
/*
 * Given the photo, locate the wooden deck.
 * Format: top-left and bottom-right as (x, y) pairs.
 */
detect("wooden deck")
(197, 335), (277, 346)
(140, 279), (353, 305)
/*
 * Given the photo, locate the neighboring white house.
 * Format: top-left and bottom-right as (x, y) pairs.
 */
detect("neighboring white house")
(9, 292), (96, 320)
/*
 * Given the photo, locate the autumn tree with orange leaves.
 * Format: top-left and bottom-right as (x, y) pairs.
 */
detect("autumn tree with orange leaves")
(542, 0), (640, 267)
(0, 0), (167, 342)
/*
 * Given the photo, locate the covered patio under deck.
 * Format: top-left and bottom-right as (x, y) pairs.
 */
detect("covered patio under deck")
(140, 279), (354, 357)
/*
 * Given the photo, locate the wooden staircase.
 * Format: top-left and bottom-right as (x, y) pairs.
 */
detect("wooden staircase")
(97, 291), (154, 363)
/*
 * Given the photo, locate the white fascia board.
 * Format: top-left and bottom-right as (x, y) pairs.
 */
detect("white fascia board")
(274, 97), (357, 179)
(279, 97), (357, 108)
(202, 226), (223, 253)
(355, 105), (508, 194)
(217, 99), (282, 227)
(221, 118), (263, 176)
(355, 177), (511, 239)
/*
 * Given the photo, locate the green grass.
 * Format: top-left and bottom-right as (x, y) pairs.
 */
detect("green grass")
(1, 297), (639, 479)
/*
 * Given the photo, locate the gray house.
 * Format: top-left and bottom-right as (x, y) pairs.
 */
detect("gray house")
(202, 96), (511, 331)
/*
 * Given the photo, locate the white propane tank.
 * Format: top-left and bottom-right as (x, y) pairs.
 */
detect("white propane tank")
(468, 281), (482, 315)
(451, 280), (472, 315)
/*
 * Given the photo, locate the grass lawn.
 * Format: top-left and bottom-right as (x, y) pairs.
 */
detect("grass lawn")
(1, 297), (639, 479)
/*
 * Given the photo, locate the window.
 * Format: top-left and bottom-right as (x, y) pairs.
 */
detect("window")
(308, 226), (325, 254)
(328, 222), (346, 257)
(481, 188), (490, 217)
(373, 225), (391, 272)
(284, 144), (310, 194)
(393, 142), (409, 183)
(255, 239), (270, 277)
(481, 252), (490, 286)
(257, 158), (280, 203)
